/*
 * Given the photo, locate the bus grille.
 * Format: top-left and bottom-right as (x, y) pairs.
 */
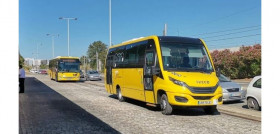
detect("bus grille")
(227, 88), (239, 92)
(188, 84), (218, 94)
(192, 96), (213, 100)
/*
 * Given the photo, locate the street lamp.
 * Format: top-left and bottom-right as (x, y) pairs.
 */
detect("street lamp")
(109, 0), (112, 47)
(59, 17), (77, 56)
(46, 34), (59, 58)
(33, 43), (42, 72)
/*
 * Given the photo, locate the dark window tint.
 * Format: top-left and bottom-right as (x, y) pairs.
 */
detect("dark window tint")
(125, 44), (138, 67)
(146, 52), (154, 66)
(253, 78), (261, 88)
(106, 39), (155, 68)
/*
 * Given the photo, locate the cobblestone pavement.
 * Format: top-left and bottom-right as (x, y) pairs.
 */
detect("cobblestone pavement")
(20, 74), (261, 134)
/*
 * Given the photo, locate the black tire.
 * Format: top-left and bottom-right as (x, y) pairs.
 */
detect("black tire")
(247, 98), (260, 111)
(117, 88), (125, 102)
(160, 94), (173, 115)
(204, 106), (219, 115)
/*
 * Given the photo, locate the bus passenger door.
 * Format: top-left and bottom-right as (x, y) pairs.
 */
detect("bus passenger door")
(144, 51), (156, 103)
(106, 66), (113, 94)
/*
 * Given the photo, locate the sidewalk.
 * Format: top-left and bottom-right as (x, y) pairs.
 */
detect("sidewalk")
(218, 105), (261, 122)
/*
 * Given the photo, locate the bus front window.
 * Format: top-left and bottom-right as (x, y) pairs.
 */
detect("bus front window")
(160, 42), (213, 73)
(58, 62), (80, 72)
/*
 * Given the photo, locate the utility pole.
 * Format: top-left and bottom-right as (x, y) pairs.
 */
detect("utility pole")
(84, 56), (86, 73)
(96, 51), (98, 71)
(163, 23), (167, 36)
(59, 17), (77, 56)
(46, 34), (59, 58)
(109, 0), (112, 47)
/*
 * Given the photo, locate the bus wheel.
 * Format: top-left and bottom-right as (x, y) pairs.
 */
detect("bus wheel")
(160, 94), (173, 115)
(204, 106), (219, 115)
(117, 88), (125, 102)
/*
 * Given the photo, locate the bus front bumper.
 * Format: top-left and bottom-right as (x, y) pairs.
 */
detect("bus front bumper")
(166, 92), (223, 106)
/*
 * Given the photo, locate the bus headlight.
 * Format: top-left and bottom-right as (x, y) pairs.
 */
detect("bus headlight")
(169, 77), (188, 87)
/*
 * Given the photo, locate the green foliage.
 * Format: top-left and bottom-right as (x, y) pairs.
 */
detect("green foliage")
(40, 64), (48, 69)
(19, 53), (24, 66)
(87, 41), (108, 72)
(211, 44), (261, 79)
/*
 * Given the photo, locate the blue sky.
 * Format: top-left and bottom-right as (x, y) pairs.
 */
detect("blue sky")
(19, 0), (261, 60)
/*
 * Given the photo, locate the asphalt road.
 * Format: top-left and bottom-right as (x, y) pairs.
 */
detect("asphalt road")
(19, 74), (261, 134)
(81, 75), (254, 111)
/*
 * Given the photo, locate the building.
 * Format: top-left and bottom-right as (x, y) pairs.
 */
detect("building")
(24, 58), (34, 66)
(41, 60), (48, 65)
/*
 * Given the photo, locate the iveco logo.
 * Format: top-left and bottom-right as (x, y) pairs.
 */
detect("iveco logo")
(196, 81), (209, 84)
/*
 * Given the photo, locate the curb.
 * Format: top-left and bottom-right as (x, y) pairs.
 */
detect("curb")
(217, 105), (261, 122)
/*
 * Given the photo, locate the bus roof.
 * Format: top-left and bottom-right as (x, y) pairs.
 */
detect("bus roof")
(54, 56), (80, 59)
(108, 35), (202, 49)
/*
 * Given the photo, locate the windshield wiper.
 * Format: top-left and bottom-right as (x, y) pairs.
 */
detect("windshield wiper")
(193, 68), (212, 74)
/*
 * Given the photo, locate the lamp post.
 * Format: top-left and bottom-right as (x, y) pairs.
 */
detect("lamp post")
(33, 43), (42, 72)
(109, 0), (111, 47)
(46, 34), (59, 58)
(59, 17), (77, 56)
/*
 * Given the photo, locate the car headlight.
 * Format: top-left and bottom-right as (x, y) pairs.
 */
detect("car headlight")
(169, 76), (188, 87)
(222, 88), (227, 93)
(240, 86), (244, 91)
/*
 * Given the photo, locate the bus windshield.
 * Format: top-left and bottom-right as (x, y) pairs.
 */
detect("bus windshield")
(160, 42), (213, 73)
(58, 59), (80, 72)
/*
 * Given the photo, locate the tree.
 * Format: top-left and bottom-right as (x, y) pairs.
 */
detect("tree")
(80, 55), (90, 72)
(80, 56), (89, 66)
(40, 64), (48, 69)
(87, 41), (107, 72)
(19, 53), (24, 66)
(210, 44), (261, 79)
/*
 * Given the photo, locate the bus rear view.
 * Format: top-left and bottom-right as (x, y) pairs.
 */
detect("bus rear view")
(105, 36), (222, 115)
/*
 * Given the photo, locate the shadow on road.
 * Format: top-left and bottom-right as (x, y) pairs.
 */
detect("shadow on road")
(108, 95), (218, 116)
(19, 77), (120, 134)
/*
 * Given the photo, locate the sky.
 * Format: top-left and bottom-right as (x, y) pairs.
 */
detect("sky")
(19, 0), (261, 60)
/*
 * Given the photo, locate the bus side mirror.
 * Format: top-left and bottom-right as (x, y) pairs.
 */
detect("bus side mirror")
(216, 68), (221, 77)
(152, 66), (161, 75)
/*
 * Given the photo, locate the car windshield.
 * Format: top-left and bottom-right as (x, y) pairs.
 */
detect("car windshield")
(58, 60), (80, 72)
(88, 71), (98, 74)
(160, 42), (213, 73)
(219, 74), (231, 82)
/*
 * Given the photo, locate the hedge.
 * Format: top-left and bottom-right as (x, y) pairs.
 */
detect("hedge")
(210, 44), (261, 79)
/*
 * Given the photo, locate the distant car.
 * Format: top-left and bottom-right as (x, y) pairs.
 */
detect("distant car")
(80, 70), (85, 78)
(39, 70), (48, 75)
(85, 71), (101, 81)
(30, 69), (36, 73)
(219, 74), (246, 102)
(246, 76), (261, 111)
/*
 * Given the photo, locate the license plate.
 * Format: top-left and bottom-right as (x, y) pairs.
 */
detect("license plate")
(198, 100), (212, 105)
(230, 93), (241, 97)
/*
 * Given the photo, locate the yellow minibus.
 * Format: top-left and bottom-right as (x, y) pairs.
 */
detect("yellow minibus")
(105, 36), (222, 115)
(49, 56), (81, 82)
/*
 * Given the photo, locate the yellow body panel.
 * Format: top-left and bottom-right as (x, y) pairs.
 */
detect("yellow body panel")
(105, 35), (223, 107)
(144, 90), (155, 103)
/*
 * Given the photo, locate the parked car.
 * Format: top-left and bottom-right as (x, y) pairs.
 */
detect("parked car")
(30, 69), (36, 73)
(85, 71), (101, 81)
(218, 74), (246, 102)
(80, 70), (85, 78)
(39, 70), (48, 75)
(246, 76), (261, 111)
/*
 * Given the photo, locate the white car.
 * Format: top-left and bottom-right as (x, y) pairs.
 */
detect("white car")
(30, 69), (36, 73)
(246, 76), (261, 111)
